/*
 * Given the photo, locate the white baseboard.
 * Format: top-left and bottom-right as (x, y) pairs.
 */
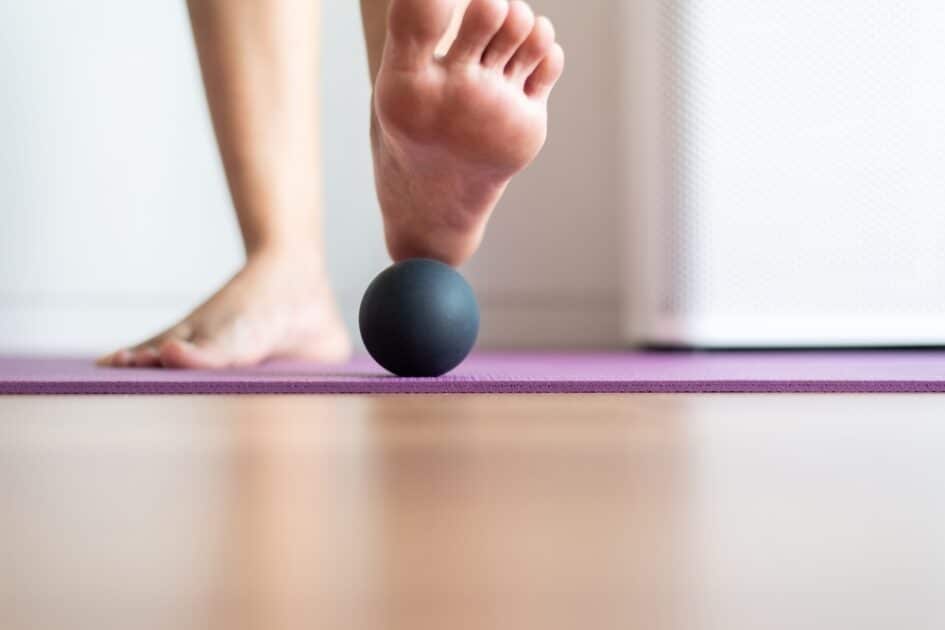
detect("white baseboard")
(0, 292), (624, 355)
(638, 314), (945, 348)
(0, 291), (369, 355)
(0, 299), (200, 354)
(476, 294), (623, 349)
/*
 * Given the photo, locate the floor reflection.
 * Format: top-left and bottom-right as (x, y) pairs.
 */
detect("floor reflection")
(221, 397), (380, 630)
(363, 395), (696, 630)
(0, 395), (701, 630)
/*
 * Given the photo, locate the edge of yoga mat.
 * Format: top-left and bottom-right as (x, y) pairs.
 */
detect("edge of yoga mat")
(3, 352), (945, 394)
(3, 381), (943, 395)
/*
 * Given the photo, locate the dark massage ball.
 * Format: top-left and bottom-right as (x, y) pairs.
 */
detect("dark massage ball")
(359, 259), (480, 377)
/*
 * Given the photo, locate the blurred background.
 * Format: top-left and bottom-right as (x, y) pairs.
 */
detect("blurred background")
(3, 1), (944, 354)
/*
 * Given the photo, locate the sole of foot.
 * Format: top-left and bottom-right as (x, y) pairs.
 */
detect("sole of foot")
(373, 0), (565, 266)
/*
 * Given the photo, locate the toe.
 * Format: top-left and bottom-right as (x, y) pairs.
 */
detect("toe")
(505, 15), (556, 84)
(132, 345), (162, 368)
(481, 1), (535, 69)
(445, 0), (509, 65)
(98, 348), (132, 368)
(159, 338), (230, 370)
(525, 42), (565, 100)
(102, 342), (161, 368)
(104, 323), (193, 368)
(387, 0), (456, 68)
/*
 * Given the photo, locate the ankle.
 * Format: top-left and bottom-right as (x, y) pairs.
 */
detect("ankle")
(245, 243), (328, 277)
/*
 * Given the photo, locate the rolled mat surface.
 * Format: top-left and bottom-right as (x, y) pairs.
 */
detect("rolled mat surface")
(2, 351), (945, 394)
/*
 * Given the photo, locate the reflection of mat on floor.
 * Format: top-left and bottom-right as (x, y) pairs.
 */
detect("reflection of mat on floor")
(3, 352), (945, 394)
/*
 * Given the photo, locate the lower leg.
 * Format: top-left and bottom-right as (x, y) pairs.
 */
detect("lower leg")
(102, 0), (350, 368)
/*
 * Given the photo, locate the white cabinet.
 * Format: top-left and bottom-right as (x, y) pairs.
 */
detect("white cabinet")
(622, 1), (945, 347)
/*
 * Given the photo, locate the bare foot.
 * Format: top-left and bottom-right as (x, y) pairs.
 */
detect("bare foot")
(98, 252), (351, 369)
(373, 0), (565, 266)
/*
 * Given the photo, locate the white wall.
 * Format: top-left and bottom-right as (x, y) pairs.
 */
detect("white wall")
(0, 0), (622, 353)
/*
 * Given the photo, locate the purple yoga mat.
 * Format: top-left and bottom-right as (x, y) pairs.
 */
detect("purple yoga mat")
(1, 351), (945, 394)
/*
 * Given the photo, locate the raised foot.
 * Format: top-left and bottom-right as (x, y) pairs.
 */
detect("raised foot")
(373, 0), (565, 266)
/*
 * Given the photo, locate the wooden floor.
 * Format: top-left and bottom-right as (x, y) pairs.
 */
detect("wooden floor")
(1, 394), (944, 630)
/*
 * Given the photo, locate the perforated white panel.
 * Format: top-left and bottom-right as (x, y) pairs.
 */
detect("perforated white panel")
(626, 0), (945, 346)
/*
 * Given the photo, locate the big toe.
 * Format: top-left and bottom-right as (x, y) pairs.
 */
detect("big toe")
(100, 326), (189, 367)
(387, 0), (456, 67)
